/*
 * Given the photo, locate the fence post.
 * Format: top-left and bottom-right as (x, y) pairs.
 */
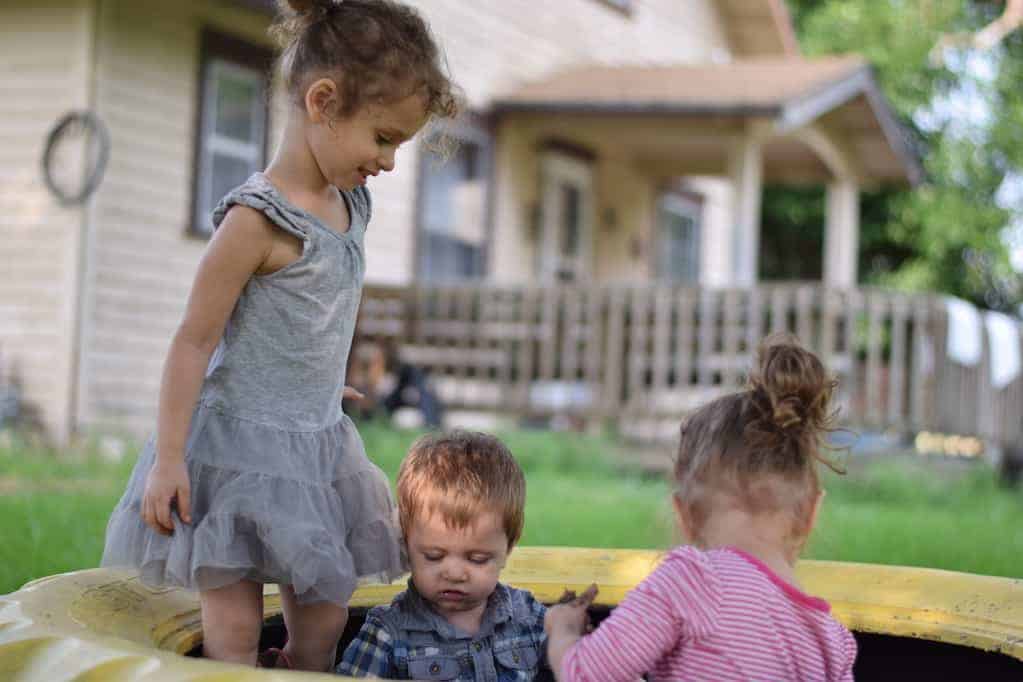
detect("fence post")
(908, 295), (930, 431)
(516, 288), (537, 410)
(888, 294), (909, 429)
(652, 286), (672, 396)
(603, 286), (626, 415)
(722, 289), (742, 387)
(865, 291), (885, 427)
(674, 288), (696, 394)
(628, 286), (651, 410)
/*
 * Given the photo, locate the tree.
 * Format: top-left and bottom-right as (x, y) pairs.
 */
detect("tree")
(764, 0), (1022, 312)
(931, 0), (1023, 60)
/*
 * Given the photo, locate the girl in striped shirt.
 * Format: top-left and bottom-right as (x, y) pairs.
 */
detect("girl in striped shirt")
(545, 337), (857, 681)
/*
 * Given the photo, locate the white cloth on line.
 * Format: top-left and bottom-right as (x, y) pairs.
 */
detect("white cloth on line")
(944, 297), (982, 367)
(984, 311), (1022, 389)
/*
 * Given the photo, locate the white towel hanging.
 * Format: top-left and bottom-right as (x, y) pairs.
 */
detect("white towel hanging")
(944, 297), (982, 367)
(985, 311), (1022, 389)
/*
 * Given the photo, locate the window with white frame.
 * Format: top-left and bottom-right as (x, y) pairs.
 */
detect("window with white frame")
(191, 31), (271, 236)
(417, 123), (491, 281)
(656, 193), (702, 283)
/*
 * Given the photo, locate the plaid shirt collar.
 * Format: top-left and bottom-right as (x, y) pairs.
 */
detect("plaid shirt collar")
(395, 579), (515, 640)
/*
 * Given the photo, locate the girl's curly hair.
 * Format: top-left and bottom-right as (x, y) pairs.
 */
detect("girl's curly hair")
(271, 0), (459, 120)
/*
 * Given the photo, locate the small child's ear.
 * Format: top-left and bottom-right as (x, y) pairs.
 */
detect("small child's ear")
(304, 77), (340, 124)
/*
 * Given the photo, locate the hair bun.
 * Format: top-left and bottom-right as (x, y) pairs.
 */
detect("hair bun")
(748, 334), (836, 437)
(271, 0), (337, 51)
(771, 395), (803, 429)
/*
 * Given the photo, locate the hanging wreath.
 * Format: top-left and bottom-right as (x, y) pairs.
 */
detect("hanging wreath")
(41, 110), (111, 206)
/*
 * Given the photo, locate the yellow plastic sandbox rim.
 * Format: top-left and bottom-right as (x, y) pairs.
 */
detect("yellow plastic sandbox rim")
(1, 547), (1021, 680)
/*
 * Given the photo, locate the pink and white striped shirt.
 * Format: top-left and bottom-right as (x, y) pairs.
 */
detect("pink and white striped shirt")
(562, 546), (856, 681)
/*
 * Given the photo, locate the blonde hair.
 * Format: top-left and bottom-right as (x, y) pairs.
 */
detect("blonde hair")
(674, 335), (843, 547)
(397, 431), (526, 549)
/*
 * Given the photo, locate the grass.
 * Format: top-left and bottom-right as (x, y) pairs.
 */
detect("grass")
(0, 425), (1020, 595)
(809, 458), (1023, 577)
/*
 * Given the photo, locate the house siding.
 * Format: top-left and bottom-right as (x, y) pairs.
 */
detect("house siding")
(4, 0), (734, 440)
(0, 0), (93, 443)
(78, 0), (731, 436)
(77, 0), (275, 435)
(386, 0), (733, 286)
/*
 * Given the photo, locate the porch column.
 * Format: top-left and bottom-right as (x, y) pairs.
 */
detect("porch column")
(729, 134), (764, 287)
(824, 179), (860, 288)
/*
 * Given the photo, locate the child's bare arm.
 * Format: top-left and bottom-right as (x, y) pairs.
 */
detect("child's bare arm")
(142, 206), (274, 535)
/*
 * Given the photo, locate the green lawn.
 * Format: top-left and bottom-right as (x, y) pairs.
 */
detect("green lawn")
(0, 425), (1020, 595)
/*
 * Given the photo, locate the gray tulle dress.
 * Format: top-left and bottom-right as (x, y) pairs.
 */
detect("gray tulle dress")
(102, 173), (403, 606)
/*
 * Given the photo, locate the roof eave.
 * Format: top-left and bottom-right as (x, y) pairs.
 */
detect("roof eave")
(491, 101), (781, 118)
(778, 65), (923, 186)
(859, 70), (925, 186)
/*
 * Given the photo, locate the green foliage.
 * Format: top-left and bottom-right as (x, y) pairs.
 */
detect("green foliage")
(768, 0), (1022, 311)
(2, 429), (1023, 594)
(760, 187), (825, 281)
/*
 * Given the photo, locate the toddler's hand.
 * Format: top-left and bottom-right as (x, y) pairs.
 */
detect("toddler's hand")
(545, 584), (598, 637)
(342, 386), (365, 402)
(141, 459), (191, 535)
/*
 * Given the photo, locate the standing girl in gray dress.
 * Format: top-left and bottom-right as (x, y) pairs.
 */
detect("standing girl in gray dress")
(102, 0), (458, 671)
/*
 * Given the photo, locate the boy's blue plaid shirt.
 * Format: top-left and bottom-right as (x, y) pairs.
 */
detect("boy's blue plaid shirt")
(336, 581), (548, 681)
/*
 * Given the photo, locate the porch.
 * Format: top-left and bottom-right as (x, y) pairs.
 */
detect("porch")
(357, 282), (1023, 449)
(483, 57), (921, 288)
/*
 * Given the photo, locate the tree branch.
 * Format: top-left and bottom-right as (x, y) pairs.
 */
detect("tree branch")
(930, 0), (1023, 65)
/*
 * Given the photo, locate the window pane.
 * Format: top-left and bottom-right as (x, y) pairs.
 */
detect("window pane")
(192, 34), (271, 237)
(657, 202), (700, 283)
(211, 153), (252, 209)
(418, 137), (487, 281)
(420, 233), (482, 281)
(213, 62), (261, 143)
(196, 152), (252, 234)
(421, 148), (463, 235)
(560, 183), (581, 257)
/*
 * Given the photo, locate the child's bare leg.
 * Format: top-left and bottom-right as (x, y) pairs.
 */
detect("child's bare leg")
(200, 579), (264, 665)
(280, 585), (348, 671)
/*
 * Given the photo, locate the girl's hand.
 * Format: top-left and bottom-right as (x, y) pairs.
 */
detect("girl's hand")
(141, 459), (191, 535)
(545, 584), (598, 680)
(342, 386), (365, 402)
(545, 584), (598, 637)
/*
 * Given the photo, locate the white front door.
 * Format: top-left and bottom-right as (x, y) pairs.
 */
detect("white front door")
(539, 151), (594, 283)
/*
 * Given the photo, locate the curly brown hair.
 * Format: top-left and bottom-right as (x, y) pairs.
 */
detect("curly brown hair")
(270, 0), (459, 120)
(674, 335), (843, 545)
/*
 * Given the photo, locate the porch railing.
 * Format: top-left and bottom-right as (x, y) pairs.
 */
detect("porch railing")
(357, 283), (1023, 446)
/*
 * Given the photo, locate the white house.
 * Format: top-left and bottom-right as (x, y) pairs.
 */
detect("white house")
(0, 0), (919, 442)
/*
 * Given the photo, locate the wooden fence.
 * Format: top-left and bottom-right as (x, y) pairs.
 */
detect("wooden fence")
(357, 282), (1023, 446)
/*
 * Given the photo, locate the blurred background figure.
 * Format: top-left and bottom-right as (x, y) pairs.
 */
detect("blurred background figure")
(345, 336), (444, 430)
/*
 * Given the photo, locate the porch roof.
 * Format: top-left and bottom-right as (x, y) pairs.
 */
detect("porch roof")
(493, 56), (922, 186)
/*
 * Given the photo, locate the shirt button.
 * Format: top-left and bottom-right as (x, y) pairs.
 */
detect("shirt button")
(474, 641), (483, 652)
(512, 653), (521, 663)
